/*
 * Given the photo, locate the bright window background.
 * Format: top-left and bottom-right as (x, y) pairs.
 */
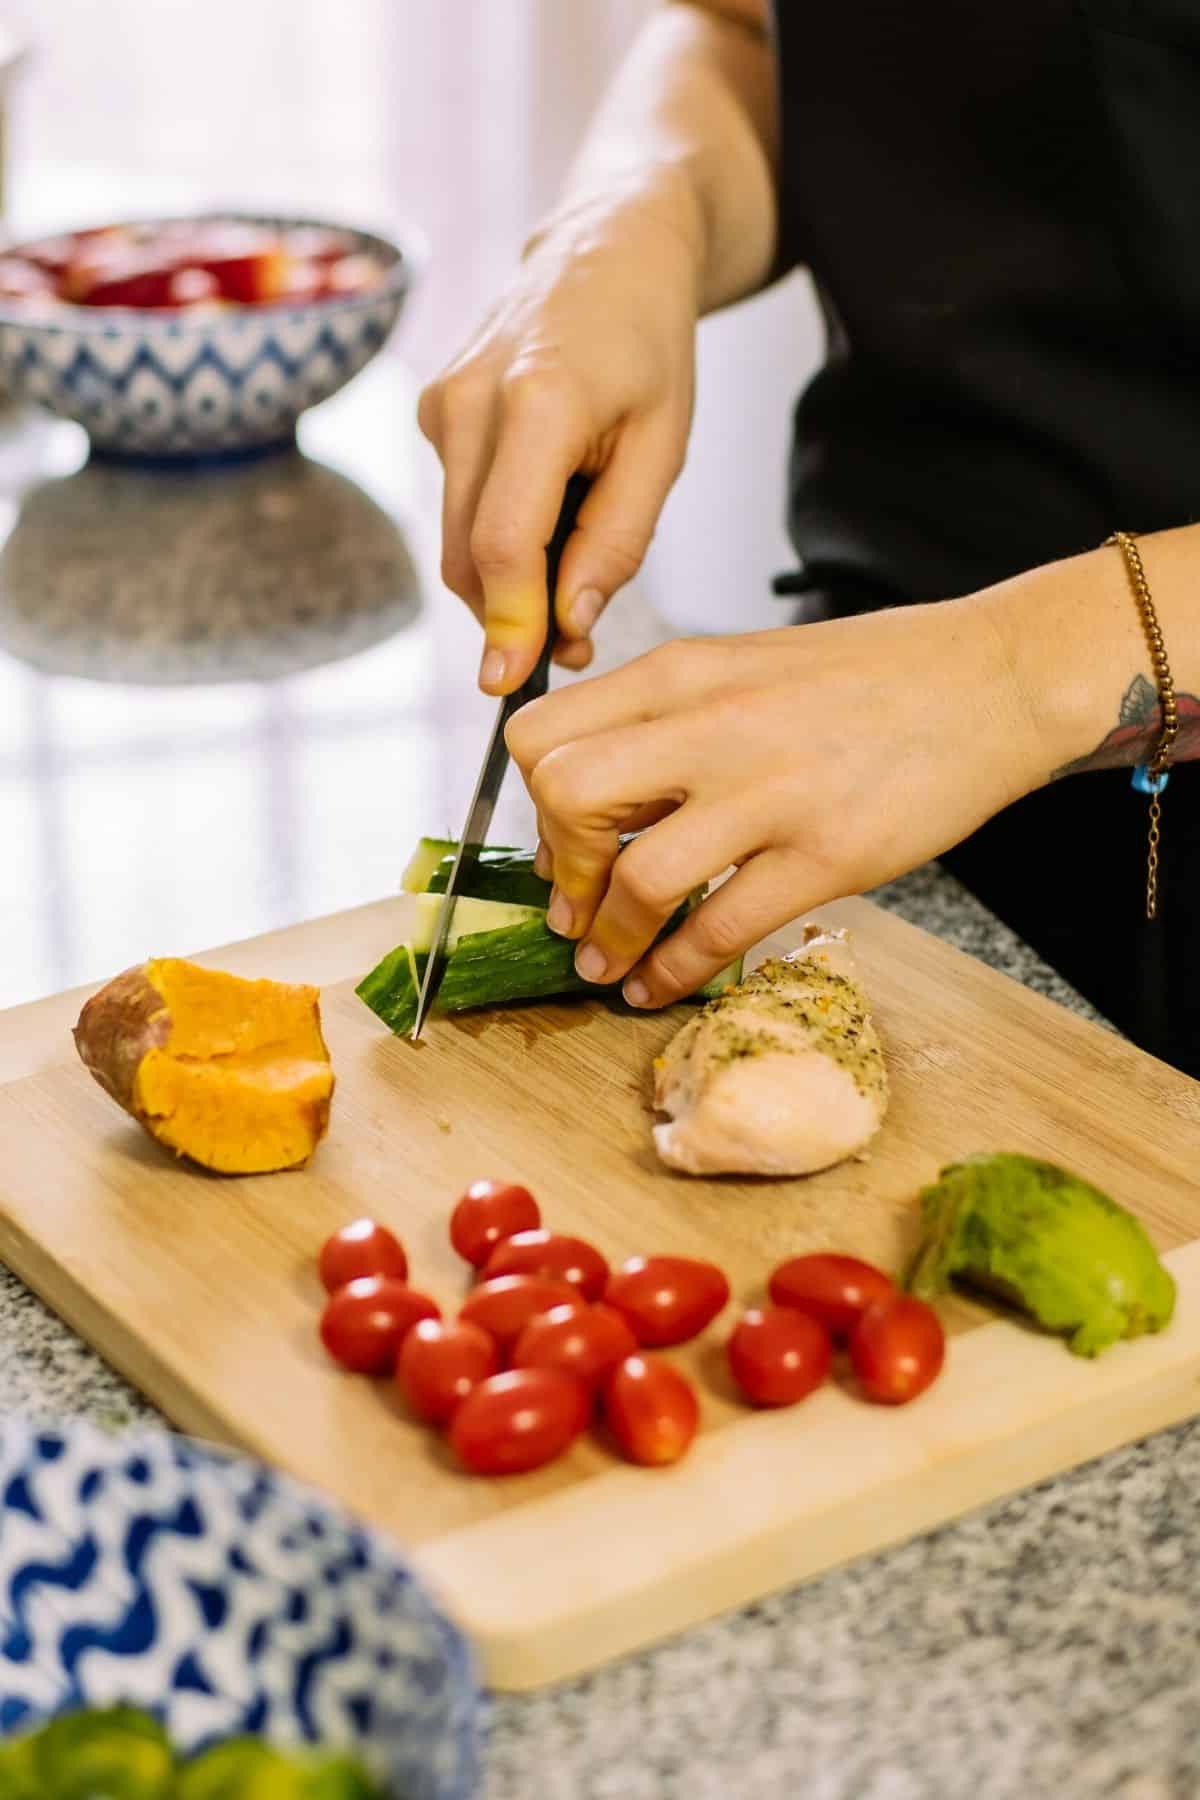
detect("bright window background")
(1, 0), (816, 610)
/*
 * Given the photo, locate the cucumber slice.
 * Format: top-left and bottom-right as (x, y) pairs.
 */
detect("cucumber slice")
(405, 891), (544, 950)
(425, 847), (551, 909)
(401, 836), (458, 893)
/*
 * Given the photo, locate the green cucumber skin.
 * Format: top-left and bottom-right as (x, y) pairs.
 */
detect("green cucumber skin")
(425, 848), (551, 909)
(357, 904), (698, 1037)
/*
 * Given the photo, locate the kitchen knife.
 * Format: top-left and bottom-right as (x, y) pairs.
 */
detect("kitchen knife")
(410, 472), (591, 1040)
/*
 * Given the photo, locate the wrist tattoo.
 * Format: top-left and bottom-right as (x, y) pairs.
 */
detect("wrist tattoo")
(1053, 672), (1200, 779)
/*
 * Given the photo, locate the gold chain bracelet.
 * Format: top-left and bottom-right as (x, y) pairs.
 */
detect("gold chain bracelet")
(1105, 531), (1178, 920)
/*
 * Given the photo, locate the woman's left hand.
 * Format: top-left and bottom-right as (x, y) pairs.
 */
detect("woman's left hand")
(505, 597), (1055, 1007)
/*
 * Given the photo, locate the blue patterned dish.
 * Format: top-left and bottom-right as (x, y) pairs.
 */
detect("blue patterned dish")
(0, 213), (418, 461)
(0, 1418), (480, 1799)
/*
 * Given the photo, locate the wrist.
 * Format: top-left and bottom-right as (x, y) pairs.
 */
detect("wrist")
(520, 162), (707, 307)
(980, 546), (1150, 783)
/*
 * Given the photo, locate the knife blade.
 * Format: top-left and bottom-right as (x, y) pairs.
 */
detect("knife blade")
(410, 472), (591, 1039)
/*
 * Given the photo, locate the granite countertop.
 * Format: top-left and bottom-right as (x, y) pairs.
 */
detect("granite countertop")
(1, 369), (1196, 1799)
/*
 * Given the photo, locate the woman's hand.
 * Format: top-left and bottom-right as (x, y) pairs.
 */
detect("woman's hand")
(505, 597), (1055, 1006)
(417, 189), (700, 695)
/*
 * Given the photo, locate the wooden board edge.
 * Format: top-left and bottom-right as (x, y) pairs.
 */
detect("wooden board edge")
(412, 1240), (1200, 1691)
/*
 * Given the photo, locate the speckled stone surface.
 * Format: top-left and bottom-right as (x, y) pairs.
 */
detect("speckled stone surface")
(3, 870), (1192, 1800)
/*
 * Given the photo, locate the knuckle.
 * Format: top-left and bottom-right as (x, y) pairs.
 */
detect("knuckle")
(440, 369), (493, 423)
(687, 904), (746, 962)
(528, 746), (576, 817)
(590, 523), (649, 581)
(612, 853), (677, 918)
(500, 360), (571, 416)
(644, 636), (724, 693)
(469, 515), (525, 575)
(439, 551), (478, 599)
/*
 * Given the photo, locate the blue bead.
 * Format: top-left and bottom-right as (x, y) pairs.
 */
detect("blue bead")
(1132, 765), (1169, 795)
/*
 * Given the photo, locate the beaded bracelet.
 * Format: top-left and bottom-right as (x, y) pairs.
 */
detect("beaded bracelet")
(1105, 531), (1178, 920)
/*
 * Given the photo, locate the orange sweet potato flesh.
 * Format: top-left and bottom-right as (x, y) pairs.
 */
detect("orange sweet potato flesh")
(73, 958), (334, 1174)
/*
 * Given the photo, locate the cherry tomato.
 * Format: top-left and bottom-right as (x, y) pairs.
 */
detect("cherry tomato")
(850, 1295), (946, 1404)
(512, 1303), (638, 1390)
(449, 1181), (540, 1268)
(605, 1256), (730, 1348)
(396, 1318), (500, 1424)
(484, 1229), (610, 1301)
(459, 1274), (583, 1351)
(318, 1218), (408, 1294)
(448, 1368), (590, 1475)
(727, 1306), (832, 1407)
(319, 1278), (440, 1375)
(602, 1355), (700, 1466)
(768, 1253), (894, 1341)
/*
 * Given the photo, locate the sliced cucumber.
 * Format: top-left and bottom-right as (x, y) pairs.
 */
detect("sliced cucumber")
(359, 839), (746, 1036)
(404, 891), (544, 950)
(424, 846), (551, 909)
(401, 836), (459, 894)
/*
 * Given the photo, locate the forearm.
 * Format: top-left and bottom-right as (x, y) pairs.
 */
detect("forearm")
(523, 1), (778, 314)
(988, 527), (1200, 781)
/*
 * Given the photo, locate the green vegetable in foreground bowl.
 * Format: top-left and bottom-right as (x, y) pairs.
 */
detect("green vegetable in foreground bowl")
(0, 1709), (388, 1800)
(906, 1151), (1176, 1357)
(358, 838), (743, 1037)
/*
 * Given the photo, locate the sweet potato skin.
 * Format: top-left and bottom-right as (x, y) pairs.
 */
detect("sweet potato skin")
(73, 965), (170, 1111)
(72, 960), (334, 1175)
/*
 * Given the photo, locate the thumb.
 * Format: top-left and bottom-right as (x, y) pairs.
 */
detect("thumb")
(554, 416), (686, 644)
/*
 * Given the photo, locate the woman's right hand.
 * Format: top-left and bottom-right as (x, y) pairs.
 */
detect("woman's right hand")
(417, 187), (702, 696)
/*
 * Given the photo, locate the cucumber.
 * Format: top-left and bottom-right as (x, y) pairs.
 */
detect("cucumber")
(358, 839), (746, 1036)
(425, 847), (552, 909)
(405, 891), (544, 948)
(401, 836), (459, 893)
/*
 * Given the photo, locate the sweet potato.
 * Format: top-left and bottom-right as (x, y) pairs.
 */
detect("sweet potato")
(73, 958), (334, 1175)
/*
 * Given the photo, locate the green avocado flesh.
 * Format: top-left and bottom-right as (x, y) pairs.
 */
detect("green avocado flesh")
(357, 839), (744, 1036)
(0, 1709), (387, 1799)
(906, 1151), (1176, 1357)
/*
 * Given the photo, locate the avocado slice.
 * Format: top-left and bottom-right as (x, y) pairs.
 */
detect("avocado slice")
(906, 1151), (1176, 1357)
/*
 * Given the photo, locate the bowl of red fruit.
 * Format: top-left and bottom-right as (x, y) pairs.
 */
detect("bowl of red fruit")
(0, 213), (418, 460)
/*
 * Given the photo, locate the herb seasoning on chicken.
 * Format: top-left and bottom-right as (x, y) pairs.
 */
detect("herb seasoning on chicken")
(652, 924), (888, 1176)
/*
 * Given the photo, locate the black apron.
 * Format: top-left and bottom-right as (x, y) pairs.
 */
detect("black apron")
(770, 0), (1200, 1075)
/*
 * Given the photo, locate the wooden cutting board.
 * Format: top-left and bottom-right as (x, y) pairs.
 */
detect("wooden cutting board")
(1, 895), (1199, 1691)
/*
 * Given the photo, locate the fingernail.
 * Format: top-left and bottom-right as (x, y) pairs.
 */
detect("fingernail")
(568, 587), (604, 637)
(479, 648), (507, 691)
(547, 891), (573, 935)
(623, 977), (650, 1007)
(575, 942), (606, 983)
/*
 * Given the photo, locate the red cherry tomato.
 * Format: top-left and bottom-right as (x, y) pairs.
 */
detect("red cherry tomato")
(319, 1278), (439, 1375)
(448, 1368), (590, 1475)
(602, 1355), (700, 1466)
(850, 1295), (946, 1404)
(605, 1256), (730, 1348)
(512, 1303), (637, 1390)
(484, 1230), (610, 1301)
(449, 1181), (540, 1268)
(768, 1253), (894, 1341)
(727, 1306), (832, 1407)
(396, 1318), (500, 1424)
(318, 1219), (408, 1294)
(458, 1274), (583, 1351)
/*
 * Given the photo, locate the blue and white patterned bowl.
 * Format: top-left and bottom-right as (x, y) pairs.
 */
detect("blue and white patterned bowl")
(0, 214), (419, 461)
(0, 1418), (480, 1799)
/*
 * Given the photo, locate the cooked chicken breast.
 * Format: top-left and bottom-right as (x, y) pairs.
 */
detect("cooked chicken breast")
(652, 924), (888, 1176)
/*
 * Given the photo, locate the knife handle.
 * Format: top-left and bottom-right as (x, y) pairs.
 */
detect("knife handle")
(515, 472), (592, 709)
